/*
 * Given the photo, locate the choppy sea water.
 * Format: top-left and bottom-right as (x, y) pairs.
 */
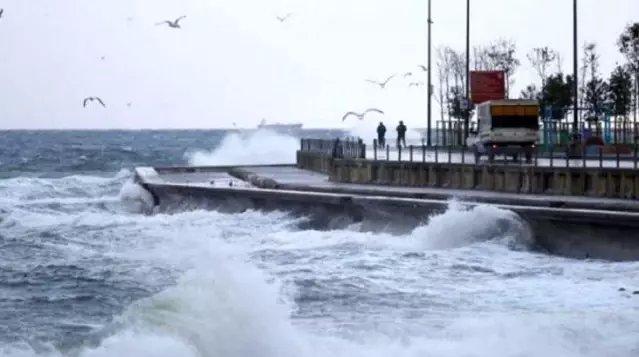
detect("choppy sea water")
(1, 129), (639, 357)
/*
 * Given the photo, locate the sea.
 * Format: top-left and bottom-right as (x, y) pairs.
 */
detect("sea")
(1, 128), (638, 357)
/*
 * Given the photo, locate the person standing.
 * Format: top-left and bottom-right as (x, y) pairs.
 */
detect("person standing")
(376, 121), (387, 149)
(396, 120), (407, 149)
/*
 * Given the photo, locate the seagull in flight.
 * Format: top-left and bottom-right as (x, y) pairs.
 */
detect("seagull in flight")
(156, 16), (186, 29)
(82, 97), (106, 108)
(366, 75), (396, 89)
(276, 13), (292, 22)
(404, 72), (413, 77)
(342, 108), (384, 121)
(418, 65), (428, 71)
(0, 8), (4, 19)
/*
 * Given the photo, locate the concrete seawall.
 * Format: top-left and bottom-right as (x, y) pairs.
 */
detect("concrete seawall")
(134, 165), (639, 261)
(296, 151), (639, 200)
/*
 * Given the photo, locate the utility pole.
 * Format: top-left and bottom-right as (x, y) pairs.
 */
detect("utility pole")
(426, 0), (433, 146)
(464, 0), (470, 145)
(572, 0), (579, 135)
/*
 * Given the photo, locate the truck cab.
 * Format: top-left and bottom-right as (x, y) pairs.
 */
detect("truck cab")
(468, 99), (540, 163)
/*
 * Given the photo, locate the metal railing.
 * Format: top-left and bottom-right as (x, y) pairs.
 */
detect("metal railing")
(300, 137), (366, 159)
(299, 134), (639, 169)
(368, 140), (639, 169)
(426, 120), (639, 147)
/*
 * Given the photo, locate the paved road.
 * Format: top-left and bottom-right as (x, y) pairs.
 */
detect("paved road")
(365, 149), (639, 169)
(136, 165), (639, 211)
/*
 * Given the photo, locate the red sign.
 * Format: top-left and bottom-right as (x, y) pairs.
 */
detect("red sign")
(470, 70), (506, 104)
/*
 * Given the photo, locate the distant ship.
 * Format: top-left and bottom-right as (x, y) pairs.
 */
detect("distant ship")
(257, 119), (303, 132)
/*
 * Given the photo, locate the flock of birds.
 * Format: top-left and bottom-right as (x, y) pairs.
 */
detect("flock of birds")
(0, 6), (428, 123)
(342, 64), (429, 122)
(80, 15), (190, 108)
(0, 7), (197, 109)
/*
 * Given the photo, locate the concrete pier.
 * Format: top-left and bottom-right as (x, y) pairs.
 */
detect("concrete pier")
(134, 161), (639, 261)
(297, 140), (639, 200)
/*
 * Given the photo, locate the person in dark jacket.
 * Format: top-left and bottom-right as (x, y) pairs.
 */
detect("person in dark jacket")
(331, 138), (343, 159)
(396, 120), (407, 149)
(376, 122), (386, 149)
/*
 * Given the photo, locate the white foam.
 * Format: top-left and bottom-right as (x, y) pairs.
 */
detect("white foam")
(4, 190), (639, 357)
(410, 200), (534, 250)
(118, 180), (156, 209)
(185, 129), (299, 166)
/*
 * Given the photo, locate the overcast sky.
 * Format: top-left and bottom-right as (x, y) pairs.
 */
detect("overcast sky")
(0, 0), (638, 130)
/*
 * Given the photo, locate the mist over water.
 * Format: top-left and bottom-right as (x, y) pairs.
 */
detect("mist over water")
(186, 129), (299, 166)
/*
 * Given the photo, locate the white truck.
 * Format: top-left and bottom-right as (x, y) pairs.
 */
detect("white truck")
(466, 99), (540, 164)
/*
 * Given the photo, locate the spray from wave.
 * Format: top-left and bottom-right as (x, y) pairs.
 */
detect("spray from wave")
(185, 129), (299, 166)
(116, 247), (306, 357)
(410, 200), (534, 251)
(3, 176), (639, 357)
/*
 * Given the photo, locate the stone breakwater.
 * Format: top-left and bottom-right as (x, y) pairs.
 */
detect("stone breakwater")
(134, 164), (639, 262)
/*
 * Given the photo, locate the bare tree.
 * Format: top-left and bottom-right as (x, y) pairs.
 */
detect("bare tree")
(435, 47), (452, 123)
(617, 22), (639, 123)
(479, 38), (521, 97)
(581, 43), (608, 119)
(519, 84), (539, 100)
(577, 42), (596, 113)
(527, 47), (559, 88)
(447, 48), (466, 94)
(555, 53), (564, 73)
(472, 46), (491, 70)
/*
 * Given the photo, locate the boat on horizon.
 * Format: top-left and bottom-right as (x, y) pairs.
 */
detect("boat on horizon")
(257, 119), (303, 132)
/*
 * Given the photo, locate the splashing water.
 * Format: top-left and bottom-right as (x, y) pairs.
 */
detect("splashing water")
(185, 129), (299, 166)
(411, 200), (534, 251)
(80, 241), (309, 357)
(3, 130), (639, 357)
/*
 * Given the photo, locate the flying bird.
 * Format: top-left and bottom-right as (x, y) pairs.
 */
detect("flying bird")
(409, 82), (424, 87)
(341, 108), (384, 121)
(366, 75), (396, 89)
(0, 8), (4, 19)
(276, 13), (292, 22)
(156, 16), (186, 29)
(404, 72), (412, 77)
(82, 97), (106, 108)
(418, 65), (428, 71)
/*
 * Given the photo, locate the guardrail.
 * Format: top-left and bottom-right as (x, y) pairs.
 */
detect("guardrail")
(368, 140), (639, 169)
(365, 137), (639, 153)
(299, 136), (639, 168)
(300, 137), (366, 159)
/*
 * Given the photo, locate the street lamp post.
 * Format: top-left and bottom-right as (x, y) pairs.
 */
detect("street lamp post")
(464, 0), (470, 145)
(427, 0), (433, 146)
(572, 0), (578, 135)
